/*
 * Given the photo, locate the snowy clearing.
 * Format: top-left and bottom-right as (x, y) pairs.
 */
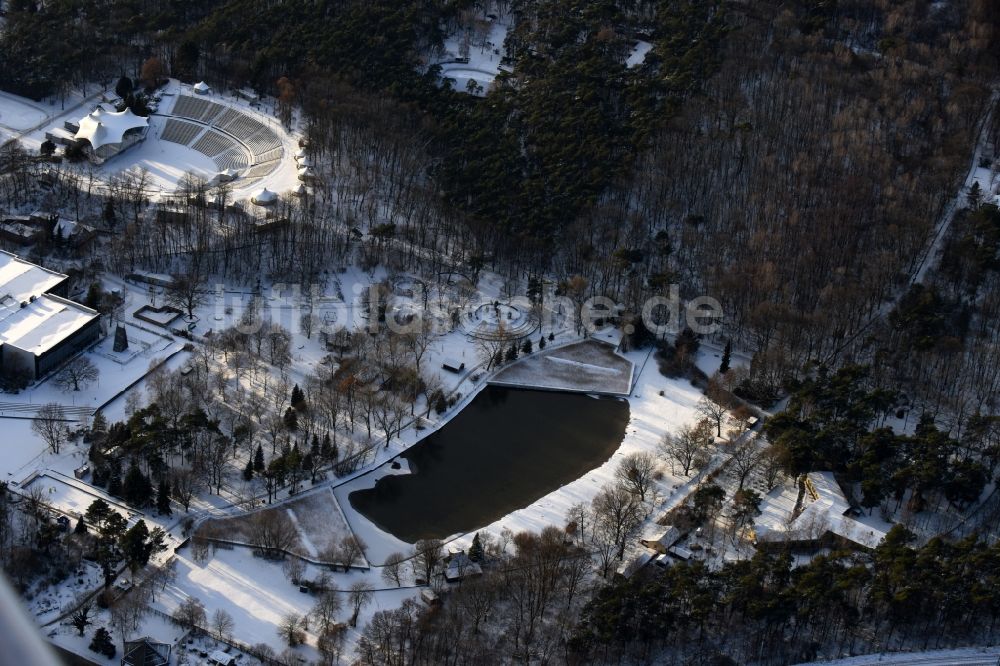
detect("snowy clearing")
(626, 40), (654, 68)
(153, 547), (419, 659)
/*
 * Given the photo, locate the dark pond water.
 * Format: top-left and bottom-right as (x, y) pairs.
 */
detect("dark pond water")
(349, 386), (630, 543)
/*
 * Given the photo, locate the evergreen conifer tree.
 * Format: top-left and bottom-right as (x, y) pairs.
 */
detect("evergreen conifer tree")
(720, 340), (732, 374)
(156, 478), (172, 516)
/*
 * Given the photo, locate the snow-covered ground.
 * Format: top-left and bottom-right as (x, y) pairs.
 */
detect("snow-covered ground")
(434, 11), (512, 95)
(971, 165), (999, 205)
(795, 646), (1000, 665)
(28, 560), (104, 623)
(22, 472), (139, 522)
(97, 125), (219, 191)
(626, 40), (653, 68)
(152, 547), (419, 660)
(202, 488), (360, 563)
(0, 90), (49, 140)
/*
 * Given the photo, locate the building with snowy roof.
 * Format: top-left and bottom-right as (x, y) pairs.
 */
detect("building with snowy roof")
(73, 107), (149, 164)
(754, 471), (890, 551)
(251, 188), (278, 205)
(122, 637), (171, 666)
(639, 525), (682, 554)
(0, 251), (100, 379)
(445, 552), (483, 582)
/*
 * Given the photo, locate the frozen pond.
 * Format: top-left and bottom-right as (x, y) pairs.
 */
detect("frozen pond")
(349, 387), (629, 542)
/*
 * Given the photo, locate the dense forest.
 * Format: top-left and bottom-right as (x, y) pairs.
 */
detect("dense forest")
(2, 0), (996, 406)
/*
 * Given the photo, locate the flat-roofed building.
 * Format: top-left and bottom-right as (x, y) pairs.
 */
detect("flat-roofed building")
(0, 251), (101, 379)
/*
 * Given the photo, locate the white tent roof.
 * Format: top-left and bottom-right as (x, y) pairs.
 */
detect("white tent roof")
(74, 107), (148, 150)
(251, 188), (278, 205)
(193, 81), (211, 92)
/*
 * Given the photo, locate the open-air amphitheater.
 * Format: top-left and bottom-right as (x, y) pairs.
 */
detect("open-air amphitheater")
(159, 94), (285, 186)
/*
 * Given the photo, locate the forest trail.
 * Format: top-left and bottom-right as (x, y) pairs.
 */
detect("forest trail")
(823, 87), (1000, 364)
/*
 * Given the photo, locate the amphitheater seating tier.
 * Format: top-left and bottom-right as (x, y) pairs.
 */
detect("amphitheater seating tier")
(243, 161), (280, 179)
(192, 130), (236, 158)
(215, 147), (250, 171)
(160, 119), (203, 146)
(254, 148), (284, 164)
(166, 94), (288, 176)
(171, 95), (225, 123)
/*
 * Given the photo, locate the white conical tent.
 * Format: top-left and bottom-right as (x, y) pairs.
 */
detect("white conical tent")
(294, 184), (307, 196)
(193, 81), (211, 94)
(74, 108), (148, 150)
(251, 188), (278, 205)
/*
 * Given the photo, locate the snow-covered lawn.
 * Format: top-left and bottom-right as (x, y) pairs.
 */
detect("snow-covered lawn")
(0, 90), (49, 140)
(201, 488), (360, 564)
(491, 339), (634, 395)
(22, 472), (139, 522)
(153, 547), (419, 659)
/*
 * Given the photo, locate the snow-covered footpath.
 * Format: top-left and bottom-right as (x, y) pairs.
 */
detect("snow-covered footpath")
(794, 646), (1000, 666)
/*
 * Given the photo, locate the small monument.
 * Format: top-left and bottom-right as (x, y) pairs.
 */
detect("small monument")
(113, 325), (128, 352)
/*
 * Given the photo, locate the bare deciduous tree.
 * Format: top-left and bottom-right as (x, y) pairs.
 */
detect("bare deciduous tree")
(278, 612), (305, 646)
(247, 510), (298, 557)
(412, 538), (443, 585)
(615, 451), (658, 502)
(172, 596), (206, 634)
(54, 356), (99, 392)
(697, 392), (729, 438)
(591, 483), (643, 563)
(323, 534), (367, 572)
(311, 590), (343, 634)
(348, 580), (374, 627)
(166, 270), (206, 319)
(659, 418), (714, 476)
(32, 404), (68, 454)
(212, 608), (234, 642)
(169, 468), (200, 512)
(731, 440), (764, 491)
(381, 551), (406, 587)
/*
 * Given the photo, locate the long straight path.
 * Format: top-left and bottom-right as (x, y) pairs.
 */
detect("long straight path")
(823, 87), (999, 364)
